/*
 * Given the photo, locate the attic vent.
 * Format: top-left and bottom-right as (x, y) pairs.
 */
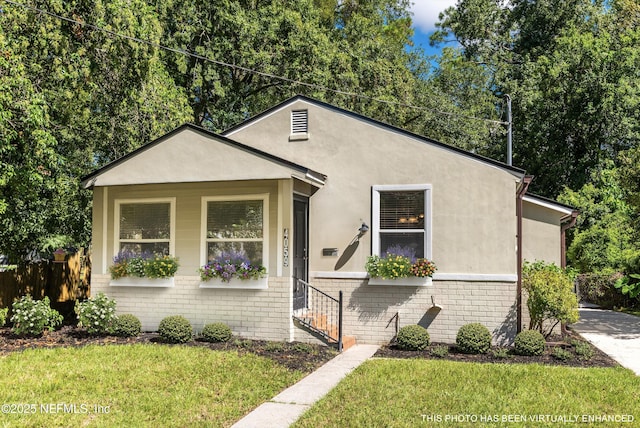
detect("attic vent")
(290, 109), (309, 140)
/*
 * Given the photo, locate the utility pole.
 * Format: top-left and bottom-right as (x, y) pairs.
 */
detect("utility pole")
(505, 94), (512, 166)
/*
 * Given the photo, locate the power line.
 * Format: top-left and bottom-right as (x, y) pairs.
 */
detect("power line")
(2, 0), (508, 126)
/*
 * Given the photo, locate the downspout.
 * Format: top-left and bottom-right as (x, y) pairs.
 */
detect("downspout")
(560, 211), (579, 269)
(516, 176), (533, 334)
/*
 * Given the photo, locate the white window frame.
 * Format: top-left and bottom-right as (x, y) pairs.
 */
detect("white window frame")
(372, 184), (432, 260)
(200, 194), (270, 268)
(114, 197), (176, 258)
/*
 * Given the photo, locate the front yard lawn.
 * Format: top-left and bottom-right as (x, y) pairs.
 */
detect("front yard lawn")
(0, 344), (306, 427)
(294, 359), (640, 427)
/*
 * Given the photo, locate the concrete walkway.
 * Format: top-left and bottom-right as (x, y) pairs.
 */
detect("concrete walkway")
(572, 308), (640, 375)
(232, 344), (379, 428)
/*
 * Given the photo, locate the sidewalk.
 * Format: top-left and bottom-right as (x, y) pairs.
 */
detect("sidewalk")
(572, 308), (640, 375)
(232, 344), (379, 428)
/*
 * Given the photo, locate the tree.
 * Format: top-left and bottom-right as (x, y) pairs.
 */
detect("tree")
(433, 0), (640, 197)
(619, 146), (640, 266)
(409, 47), (507, 160)
(155, 0), (432, 132)
(0, 32), (60, 261)
(558, 161), (640, 274)
(0, 0), (191, 261)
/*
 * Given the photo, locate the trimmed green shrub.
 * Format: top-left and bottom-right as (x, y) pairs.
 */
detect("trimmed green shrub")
(396, 325), (430, 350)
(10, 295), (63, 336)
(456, 323), (492, 354)
(112, 314), (142, 337)
(75, 293), (117, 334)
(523, 261), (579, 337)
(201, 322), (232, 343)
(0, 307), (7, 327)
(514, 330), (546, 356)
(158, 315), (193, 343)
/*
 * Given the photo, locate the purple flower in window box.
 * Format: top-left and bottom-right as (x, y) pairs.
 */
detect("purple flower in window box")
(199, 250), (266, 283)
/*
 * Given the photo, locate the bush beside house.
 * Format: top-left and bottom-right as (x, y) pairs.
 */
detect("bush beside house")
(456, 323), (492, 354)
(523, 261), (579, 337)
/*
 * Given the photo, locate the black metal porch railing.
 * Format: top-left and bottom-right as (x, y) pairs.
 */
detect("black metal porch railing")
(292, 278), (344, 351)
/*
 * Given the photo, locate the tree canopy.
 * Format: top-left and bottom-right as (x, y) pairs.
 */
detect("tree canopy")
(433, 0), (640, 196)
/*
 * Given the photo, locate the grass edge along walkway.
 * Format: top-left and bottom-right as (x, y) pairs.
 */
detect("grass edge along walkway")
(293, 358), (640, 427)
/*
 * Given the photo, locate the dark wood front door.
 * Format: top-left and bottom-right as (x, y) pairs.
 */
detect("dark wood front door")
(292, 197), (308, 311)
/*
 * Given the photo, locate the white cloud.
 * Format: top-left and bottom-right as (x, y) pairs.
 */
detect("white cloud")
(409, 0), (458, 33)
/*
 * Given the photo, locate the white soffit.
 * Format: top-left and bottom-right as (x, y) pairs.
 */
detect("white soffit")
(523, 195), (574, 216)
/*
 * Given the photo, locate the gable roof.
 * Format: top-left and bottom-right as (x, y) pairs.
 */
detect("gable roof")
(223, 95), (526, 179)
(81, 124), (326, 189)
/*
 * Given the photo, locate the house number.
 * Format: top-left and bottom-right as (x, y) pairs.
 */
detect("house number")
(283, 228), (289, 267)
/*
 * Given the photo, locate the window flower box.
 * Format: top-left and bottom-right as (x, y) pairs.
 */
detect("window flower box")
(365, 251), (436, 287)
(198, 251), (267, 289)
(367, 276), (432, 286)
(110, 277), (175, 288)
(109, 251), (179, 287)
(199, 276), (268, 289)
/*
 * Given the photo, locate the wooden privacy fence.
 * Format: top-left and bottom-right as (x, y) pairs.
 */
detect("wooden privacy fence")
(0, 249), (91, 312)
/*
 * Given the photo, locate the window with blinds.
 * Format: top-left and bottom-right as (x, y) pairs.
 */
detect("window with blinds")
(116, 199), (174, 256)
(203, 195), (268, 266)
(372, 185), (431, 260)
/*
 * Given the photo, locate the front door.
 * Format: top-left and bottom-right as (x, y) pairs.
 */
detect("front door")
(292, 197), (308, 311)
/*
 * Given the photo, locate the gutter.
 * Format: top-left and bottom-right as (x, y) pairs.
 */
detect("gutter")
(560, 211), (579, 269)
(516, 176), (533, 334)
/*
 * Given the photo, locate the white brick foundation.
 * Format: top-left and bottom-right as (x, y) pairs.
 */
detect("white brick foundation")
(91, 275), (292, 341)
(306, 278), (519, 345)
(92, 275), (521, 345)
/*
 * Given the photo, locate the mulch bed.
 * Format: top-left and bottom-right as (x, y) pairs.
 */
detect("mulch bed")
(374, 330), (620, 369)
(0, 327), (619, 371)
(0, 326), (337, 373)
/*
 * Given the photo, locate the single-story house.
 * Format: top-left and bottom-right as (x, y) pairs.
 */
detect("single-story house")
(81, 95), (577, 348)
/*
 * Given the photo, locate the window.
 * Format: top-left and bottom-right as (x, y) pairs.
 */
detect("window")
(202, 194), (269, 266)
(115, 198), (176, 256)
(372, 185), (432, 259)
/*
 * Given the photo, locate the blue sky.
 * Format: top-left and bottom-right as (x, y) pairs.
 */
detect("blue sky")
(408, 1), (458, 57)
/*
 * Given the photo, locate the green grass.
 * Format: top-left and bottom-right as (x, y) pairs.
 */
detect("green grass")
(294, 359), (640, 427)
(0, 344), (304, 427)
(621, 308), (640, 317)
